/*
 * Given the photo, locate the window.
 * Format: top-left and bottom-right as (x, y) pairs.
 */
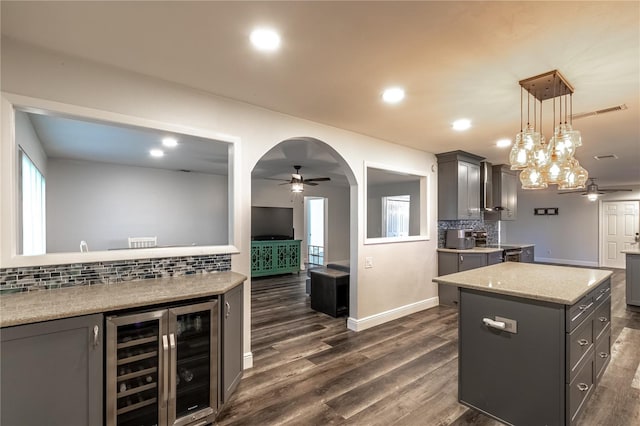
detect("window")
(20, 150), (46, 255)
(382, 195), (410, 237)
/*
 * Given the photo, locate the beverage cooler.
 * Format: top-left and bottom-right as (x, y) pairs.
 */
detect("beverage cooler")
(106, 300), (218, 426)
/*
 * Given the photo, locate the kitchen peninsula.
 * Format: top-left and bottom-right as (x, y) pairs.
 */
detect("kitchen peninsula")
(623, 248), (640, 307)
(433, 262), (612, 426)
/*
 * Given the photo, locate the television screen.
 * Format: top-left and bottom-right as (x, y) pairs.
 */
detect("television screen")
(251, 206), (294, 240)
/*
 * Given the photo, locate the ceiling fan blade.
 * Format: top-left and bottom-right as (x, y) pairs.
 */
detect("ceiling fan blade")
(304, 177), (331, 182)
(305, 182), (319, 186)
(557, 191), (586, 195)
(264, 177), (291, 182)
(599, 188), (633, 192)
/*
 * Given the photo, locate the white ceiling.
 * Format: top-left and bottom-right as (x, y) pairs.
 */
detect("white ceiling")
(2, 1), (639, 187)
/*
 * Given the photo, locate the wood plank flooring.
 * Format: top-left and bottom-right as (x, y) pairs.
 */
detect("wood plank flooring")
(216, 268), (640, 425)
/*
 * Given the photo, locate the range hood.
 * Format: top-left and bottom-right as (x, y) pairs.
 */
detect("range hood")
(480, 161), (506, 213)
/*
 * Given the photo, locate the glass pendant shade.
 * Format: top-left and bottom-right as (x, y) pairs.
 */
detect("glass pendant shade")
(530, 136), (549, 168)
(520, 166), (548, 189)
(543, 153), (565, 185)
(510, 125), (540, 170)
(557, 158), (586, 189)
(291, 182), (304, 193)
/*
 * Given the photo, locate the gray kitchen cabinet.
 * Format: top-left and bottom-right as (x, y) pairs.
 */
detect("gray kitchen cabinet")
(0, 314), (103, 426)
(436, 151), (484, 220)
(438, 251), (497, 306)
(458, 278), (611, 425)
(220, 282), (244, 404)
(521, 245), (535, 263)
(626, 253), (640, 306)
(492, 164), (518, 220)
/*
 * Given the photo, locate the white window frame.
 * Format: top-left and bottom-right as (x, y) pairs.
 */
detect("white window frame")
(19, 149), (46, 255)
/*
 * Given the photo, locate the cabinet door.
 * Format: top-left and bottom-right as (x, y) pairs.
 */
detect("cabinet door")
(627, 254), (640, 306)
(502, 170), (517, 221)
(1, 314), (103, 426)
(458, 162), (481, 219)
(521, 246), (535, 263)
(220, 284), (244, 404)
(459, 253), (487, 271)
(487, 251), (503, 265)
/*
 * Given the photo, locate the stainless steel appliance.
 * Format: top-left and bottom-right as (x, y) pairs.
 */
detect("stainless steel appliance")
(503, 247), (523, 262)
(472, 230), (488, 247)
(106, 300), (218, 426)
(446, 229), (475, 249)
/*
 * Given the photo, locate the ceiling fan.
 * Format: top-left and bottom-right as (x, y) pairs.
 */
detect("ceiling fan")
(558, 178), (632, 201)
(276, 165), (331, 192)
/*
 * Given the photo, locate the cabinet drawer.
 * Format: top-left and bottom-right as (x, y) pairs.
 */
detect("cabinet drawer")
(591, 280), (611, 307)
(593, 296), (611, 341)
(567, 313), (593, 382)
(566, 294), (594, 333)
(595, 330), (611, 385)
(567, 349), (594, 426)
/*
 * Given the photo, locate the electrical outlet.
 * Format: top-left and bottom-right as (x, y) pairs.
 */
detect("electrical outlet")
(365, 257), (373, 268)
(547, 250), (551, 255)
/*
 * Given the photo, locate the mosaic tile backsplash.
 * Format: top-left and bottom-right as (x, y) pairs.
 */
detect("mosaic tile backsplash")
(0, 254), (231, 293)
(438, 215), (500, 248)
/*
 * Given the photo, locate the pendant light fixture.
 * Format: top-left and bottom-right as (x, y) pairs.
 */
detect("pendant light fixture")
(509, 70), (588, 190)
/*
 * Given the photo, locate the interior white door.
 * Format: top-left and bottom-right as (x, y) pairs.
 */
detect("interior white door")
(601, 200), (639, 268)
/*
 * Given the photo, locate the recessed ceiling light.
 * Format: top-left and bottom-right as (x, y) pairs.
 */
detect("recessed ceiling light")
(250, 28), (281, 52)
(162, 137), (178, 148)
(150, 149), (164, 158)
(452, 119), (471, 131)
(496, 138), (512, 148)
(382, 87), (405, 104)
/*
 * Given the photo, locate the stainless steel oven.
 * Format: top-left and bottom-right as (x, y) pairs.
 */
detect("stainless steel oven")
(503, 248), (523, 262)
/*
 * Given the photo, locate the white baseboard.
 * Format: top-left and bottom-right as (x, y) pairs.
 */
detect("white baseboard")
(243, 351), (253, 370)
(347, 297), (439, 332)
(535, 257), (599, 268)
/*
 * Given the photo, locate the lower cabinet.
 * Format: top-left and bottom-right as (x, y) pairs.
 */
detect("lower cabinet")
(0, 314), (104, 426)
(438, 251), (502, 306)
(458, 278), (611, 426)
(220, 282), (244, 405)
(521, 245), (535, 263)
(626, 253), (640, 306)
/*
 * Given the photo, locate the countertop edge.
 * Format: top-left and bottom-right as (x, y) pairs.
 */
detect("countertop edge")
(433, 266), (612, 305)
(0, 271), (247, 328)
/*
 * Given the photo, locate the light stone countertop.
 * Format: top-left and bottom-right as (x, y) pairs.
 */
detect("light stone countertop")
(433, 262), (612, 305)
(622, 248), (640, 255)
(437, 247), (504, 254)
(0, 271), (246, 328)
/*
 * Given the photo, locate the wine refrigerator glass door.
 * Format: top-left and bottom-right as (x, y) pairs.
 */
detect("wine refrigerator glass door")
(167, 300), (218, 426)
(106, 310), (168, 426)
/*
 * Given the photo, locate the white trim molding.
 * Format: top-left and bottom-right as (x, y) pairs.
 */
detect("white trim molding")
(347, 297), (439, 332)
(535, 257), (600, 268)
(243, 351), (254, 370)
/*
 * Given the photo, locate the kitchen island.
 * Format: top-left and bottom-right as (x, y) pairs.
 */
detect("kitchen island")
(433, 262), (612, 426)
(622, 248), (640, 308)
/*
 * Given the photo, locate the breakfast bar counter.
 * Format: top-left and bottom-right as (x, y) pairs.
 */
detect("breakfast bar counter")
(433, 262), (612, 425)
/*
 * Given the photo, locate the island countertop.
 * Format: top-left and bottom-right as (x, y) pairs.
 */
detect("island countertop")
(433, 262), (612, 305)
(0, 271), (246, 328)
(622, 248), (640, 254)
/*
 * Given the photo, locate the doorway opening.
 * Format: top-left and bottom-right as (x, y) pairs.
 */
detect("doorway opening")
(305, 197), (327, 267)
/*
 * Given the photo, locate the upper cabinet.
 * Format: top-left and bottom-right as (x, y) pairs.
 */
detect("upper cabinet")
(492, 164), (518, 221)
(436, 151), (484, 220)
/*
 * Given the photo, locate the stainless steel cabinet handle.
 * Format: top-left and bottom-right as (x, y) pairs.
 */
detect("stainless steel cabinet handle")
(93, 325), (99, 347)
(578, 339), (589, 346)
(577, 383), (589, 392)
(460, 255), (464, 262)
(599, 352), (609, 359)
(599, 317), (608, 323)
(162, 334), (169, 404)
(169, 333), (176, 402)
(225, 301), (231, 319)
(482, 318), (506, 330)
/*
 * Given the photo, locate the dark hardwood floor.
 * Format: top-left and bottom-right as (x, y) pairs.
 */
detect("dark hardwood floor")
(216, 268), (640, 425)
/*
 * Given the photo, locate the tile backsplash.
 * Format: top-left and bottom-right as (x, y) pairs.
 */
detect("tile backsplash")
(0, 254), (231, 293)
(438, 215), (500, 247)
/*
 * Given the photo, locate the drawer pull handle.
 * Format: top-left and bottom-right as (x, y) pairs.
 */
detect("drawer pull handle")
(579, 304), (588, 311)
(577, 383), (589, 392)
(599, 317), (608, 323)
(578, 339), (589, 346)
(482, 318), (506, 330)
(599, 352), (609, 359)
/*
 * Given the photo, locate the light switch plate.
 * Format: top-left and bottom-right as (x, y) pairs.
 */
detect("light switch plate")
(365, 257), (373, 268)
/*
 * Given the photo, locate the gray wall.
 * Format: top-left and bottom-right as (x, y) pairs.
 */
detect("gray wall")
(504, 185), (640, 266)
(15, 110), (47, 174)
(367, 181), (421, 238)
(46, 158), (228, 252)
